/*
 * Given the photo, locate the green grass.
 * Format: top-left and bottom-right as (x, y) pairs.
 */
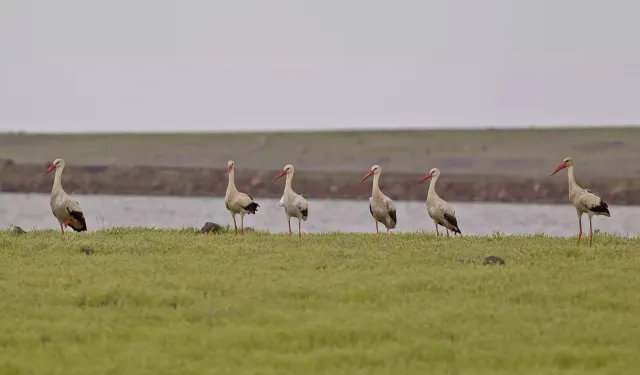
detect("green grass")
(2, 127), (640, 177)
(1, 229), (639, 374)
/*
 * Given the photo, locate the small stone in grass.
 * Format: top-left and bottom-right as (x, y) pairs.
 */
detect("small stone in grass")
(10, 225), (26, 234)
(483, 256), (505, 265)
(200, 222), (222, 234)
(80, 247), (94, 255)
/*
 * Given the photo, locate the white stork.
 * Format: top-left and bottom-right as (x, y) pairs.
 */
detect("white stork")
(360, 165), (397, 245)
(418, 167), (461, 238)
(551, 157), (610, 246)
(272, 164), (309, 241)
(43, 158), (87, 240)
(224, 160), (260, 234)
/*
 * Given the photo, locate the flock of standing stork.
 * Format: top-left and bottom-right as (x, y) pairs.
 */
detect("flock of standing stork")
(44, 155), (611, 246)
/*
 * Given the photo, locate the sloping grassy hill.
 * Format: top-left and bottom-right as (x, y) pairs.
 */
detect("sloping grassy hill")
(1, 127), (639, 177)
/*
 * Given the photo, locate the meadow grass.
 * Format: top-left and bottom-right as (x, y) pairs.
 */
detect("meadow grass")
(1, 228), (639, 374)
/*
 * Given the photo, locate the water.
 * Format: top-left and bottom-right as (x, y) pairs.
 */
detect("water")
(1, 193), (638, 237)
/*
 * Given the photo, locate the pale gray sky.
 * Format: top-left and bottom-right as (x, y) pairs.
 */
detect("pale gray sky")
(1, 0), (639, 133)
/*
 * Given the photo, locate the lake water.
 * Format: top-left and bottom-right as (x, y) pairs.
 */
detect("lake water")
(0, 193), (638, 237)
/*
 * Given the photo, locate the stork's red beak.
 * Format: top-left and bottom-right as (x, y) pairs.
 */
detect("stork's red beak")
(273, 170), (287, 182)
(43, 164), (56, 175)
(360, 170), (374, 183)
(551, 163), (566, 176)
(418, 173), (433, 184)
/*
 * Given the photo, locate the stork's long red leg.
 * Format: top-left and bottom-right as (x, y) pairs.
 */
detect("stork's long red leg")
(288, 218), (292, 240)
(577, 217), (582, 245)
(232, 215), (238, 235)
(435, 223), (439, 238)
(298, 220), (301, 241)
(589, 216), (593, 247)
(446, 228), (450, 238)
(376, 221), (380, 244)
(240, 215), (244, 234)
(60, 223), (65, 240)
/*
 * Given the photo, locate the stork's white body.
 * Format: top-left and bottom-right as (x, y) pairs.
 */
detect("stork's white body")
(423, 168), (461, 238)
(551, 157), (610, 246)
(361, 165), (397, 244)
(568, 182), (607, 217)
(368, 194), (396, 231)
(45, 159), (87, 239)
(225, 161), (259, 234)
(274, 164), (308, 240)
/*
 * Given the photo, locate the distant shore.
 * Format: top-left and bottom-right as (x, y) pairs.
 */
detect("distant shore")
(2, 128), (640, 204)
(2, 160), (639, 205)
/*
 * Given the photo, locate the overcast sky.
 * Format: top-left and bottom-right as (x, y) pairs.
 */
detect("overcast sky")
(1, 0), (639, 133)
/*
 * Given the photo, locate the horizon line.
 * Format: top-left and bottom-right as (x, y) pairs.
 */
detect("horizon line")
(1, 123), (639, 135)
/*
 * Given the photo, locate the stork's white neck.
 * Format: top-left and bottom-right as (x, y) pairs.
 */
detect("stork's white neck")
(284, 171), (294, 193)
(427, 174), (440, 198)
(52, 165), (64, 194)
(227, 168), (237, 193)
(371, 172), (382, 197)
(567, 165), (579, 190)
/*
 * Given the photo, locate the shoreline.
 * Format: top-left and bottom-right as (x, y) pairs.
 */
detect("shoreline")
(2, 160), (640, 204)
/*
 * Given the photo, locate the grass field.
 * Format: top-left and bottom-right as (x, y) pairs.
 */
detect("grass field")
(1, 229), (639, 374)
(2, 127), (640, 177)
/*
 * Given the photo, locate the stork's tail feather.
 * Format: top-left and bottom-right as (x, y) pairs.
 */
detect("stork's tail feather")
(68, 210), (87, 232)
(300, 208), (308, 220)
(443, 213), (460, 234)
(591, 199), (610, 217)
(71, 224), (88, 232)
(244, 202), (260, 214)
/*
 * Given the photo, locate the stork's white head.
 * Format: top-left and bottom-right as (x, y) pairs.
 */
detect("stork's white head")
(227, 160), (234, 174)
(360, 165), (381, 183)
(551, 157), (574, 176)
(418, 167), (440, 184)
(44, 158), (65, 175)
(273, 164), (294, 183)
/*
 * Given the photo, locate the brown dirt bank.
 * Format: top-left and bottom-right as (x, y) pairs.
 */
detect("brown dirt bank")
(2, 159), (639, 205)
